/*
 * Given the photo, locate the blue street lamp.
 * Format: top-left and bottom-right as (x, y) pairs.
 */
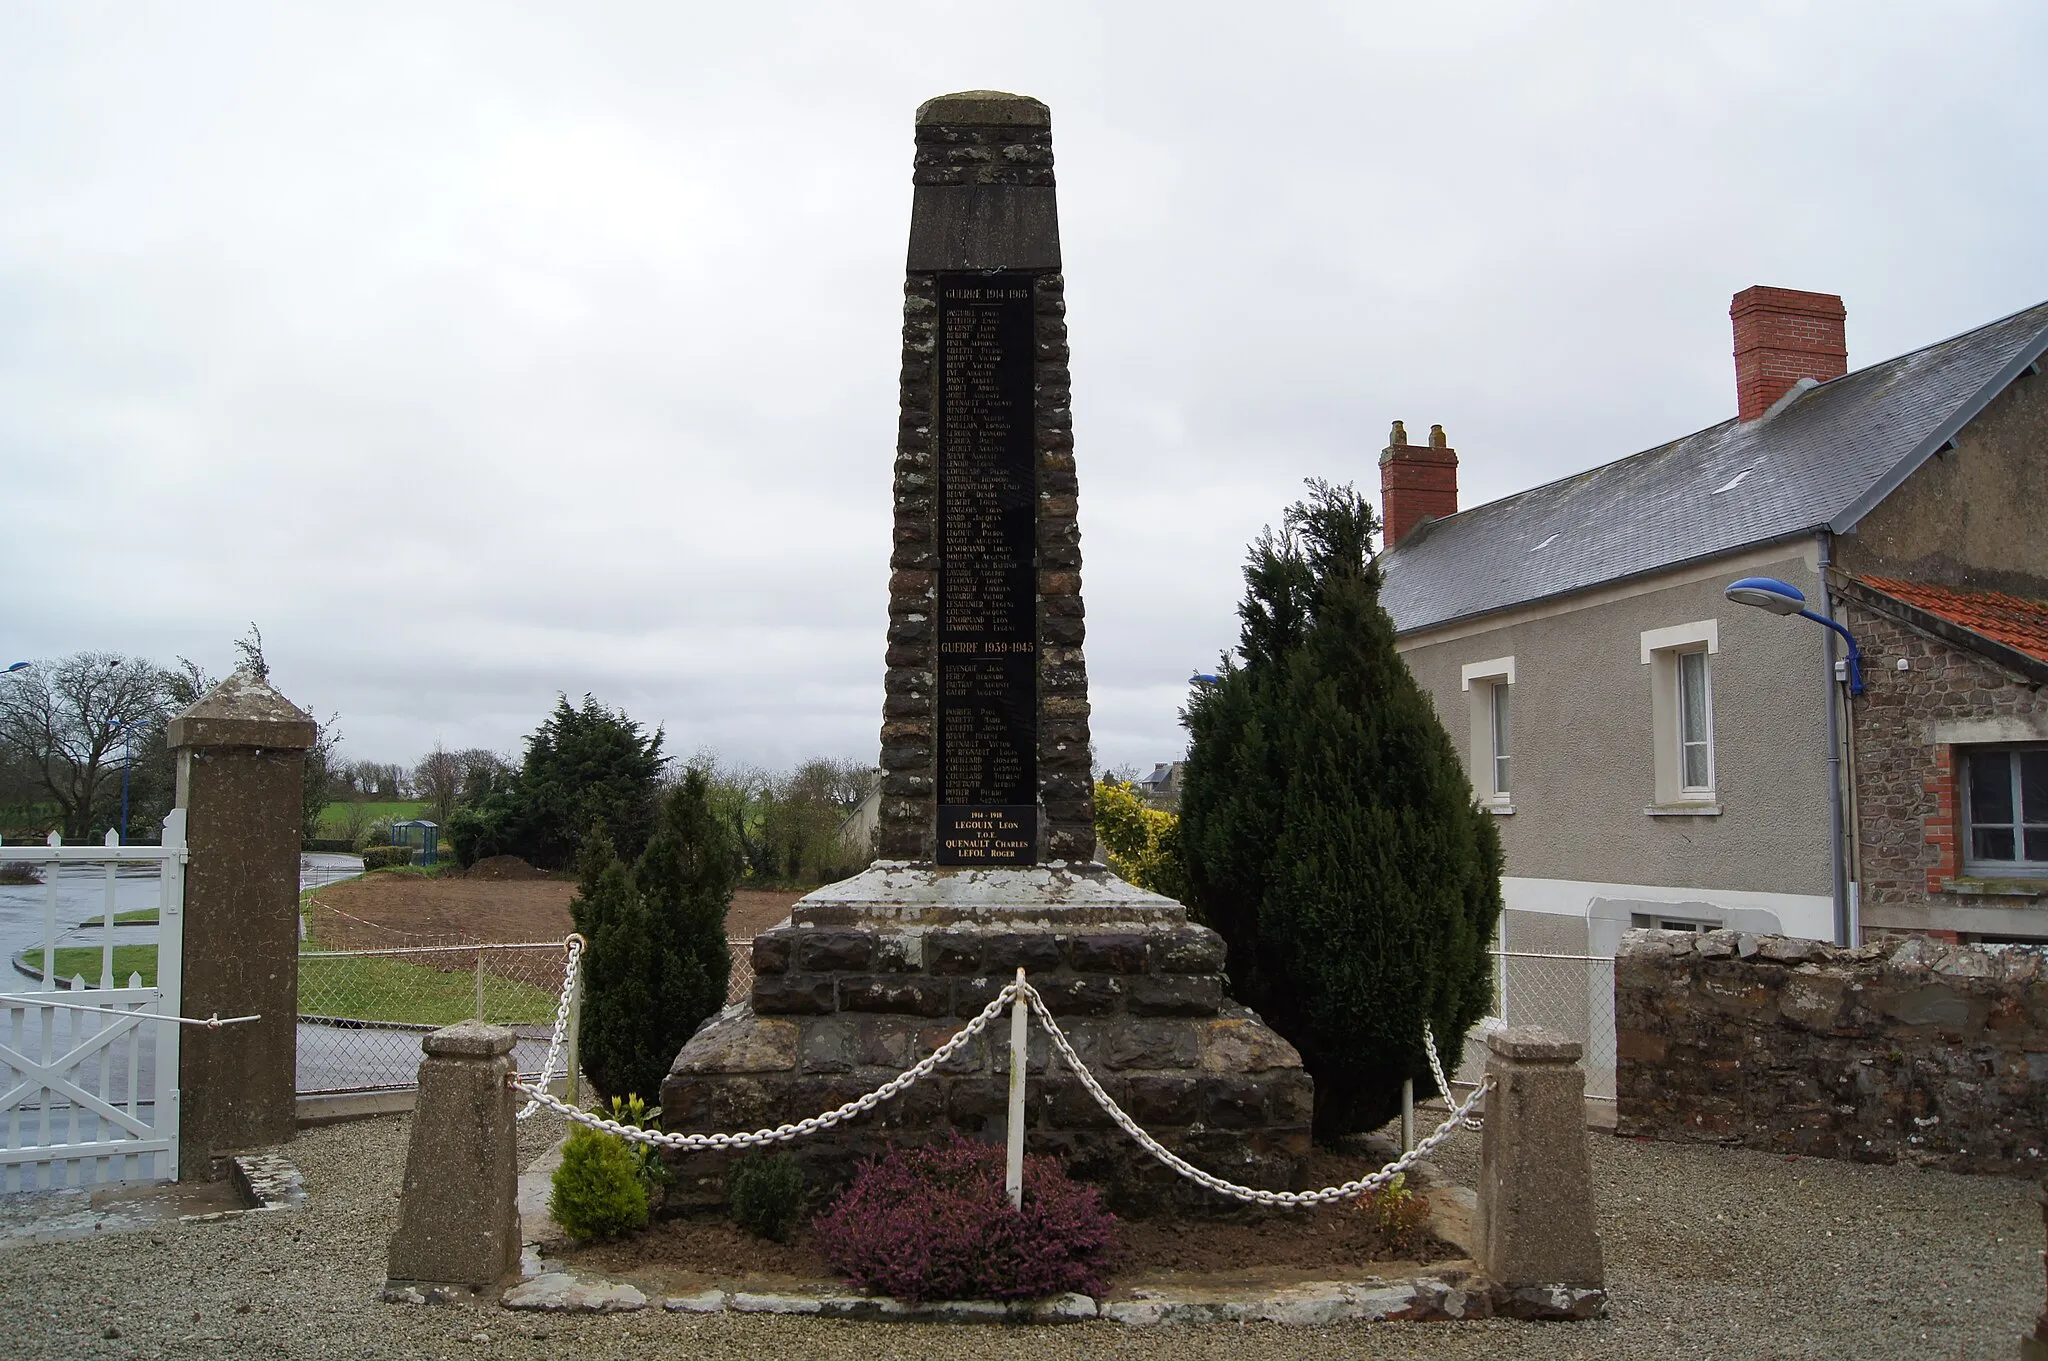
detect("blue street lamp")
(1724, 575), (1863, 947)
(111, 718), (153, 846)
(1724, 578), (1864, 694)
(5, 662), (27, 673)
(1189, 672), (1220, 685)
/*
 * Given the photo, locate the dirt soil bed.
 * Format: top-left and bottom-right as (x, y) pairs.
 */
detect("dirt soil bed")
(306, 874), (804, 950)
(559, 1164), (1456, 1299)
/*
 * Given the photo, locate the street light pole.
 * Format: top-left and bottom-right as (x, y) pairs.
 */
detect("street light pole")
(1724, 575), (1864, 946)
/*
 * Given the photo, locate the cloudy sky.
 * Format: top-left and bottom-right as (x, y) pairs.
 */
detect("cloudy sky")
(5, 2), (2045, 775)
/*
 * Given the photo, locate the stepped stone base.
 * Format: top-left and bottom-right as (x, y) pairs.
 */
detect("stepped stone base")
(659, 865), (1312, 1213)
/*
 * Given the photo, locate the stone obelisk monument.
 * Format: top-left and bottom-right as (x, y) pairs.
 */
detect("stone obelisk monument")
(663, 93), (1308, 1209)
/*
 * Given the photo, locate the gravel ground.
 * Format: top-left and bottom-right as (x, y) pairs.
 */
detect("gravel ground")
(8, 1111), (2040, 1360)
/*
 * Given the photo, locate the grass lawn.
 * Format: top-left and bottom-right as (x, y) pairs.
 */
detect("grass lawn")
(16, 944), (159, 988)
(316, 800), (430, 838)
(297, 951), (557, 1026)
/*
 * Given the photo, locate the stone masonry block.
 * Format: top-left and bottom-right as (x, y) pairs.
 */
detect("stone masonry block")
(1062, 932), (1149, 974)
(752, 975), (836, 1015)
(1127, 975), (1224, 1017)
(1153, 926), (1227, 974)
(750, 930), (793, 976)
(839, 976), (950, 1017)
(798, 931), (875, 973)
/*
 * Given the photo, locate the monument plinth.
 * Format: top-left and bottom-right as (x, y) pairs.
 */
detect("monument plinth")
(663, 92), (1309, 1211)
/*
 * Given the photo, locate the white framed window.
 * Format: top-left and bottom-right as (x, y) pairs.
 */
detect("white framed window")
(1963, 746), (2048, 876)
(1461, 657), (1515, 811)
(1641, 620), (1719, 812)
(1490, 680), (1512, 797)
(1677, 649), (1714, 794)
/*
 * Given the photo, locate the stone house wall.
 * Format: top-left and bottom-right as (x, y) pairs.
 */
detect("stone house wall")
(1836, 580), (2048, 941)
(1615, 927), (2048, 1175)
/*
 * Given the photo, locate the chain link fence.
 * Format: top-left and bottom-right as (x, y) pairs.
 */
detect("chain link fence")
(726, 938), (754, 1006)
(297, 942), (570, 1094)
(1450, 949), (1617, 1103)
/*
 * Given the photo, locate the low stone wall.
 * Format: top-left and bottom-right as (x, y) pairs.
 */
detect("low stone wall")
(1616, 928), (2047, 1174)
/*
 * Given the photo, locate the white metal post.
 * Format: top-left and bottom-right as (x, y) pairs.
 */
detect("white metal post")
(1401, 1077), (1415, 1153)
(1005, 967), (1027, 1211)
(158, 810), (187, 1181)
(566, 963), (583, 1106)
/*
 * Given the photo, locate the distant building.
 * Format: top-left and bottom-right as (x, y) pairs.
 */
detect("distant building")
(1136, 761), (1185, 811)
(1378, 287), (2048, 951)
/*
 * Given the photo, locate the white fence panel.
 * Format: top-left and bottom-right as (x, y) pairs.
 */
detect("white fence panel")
(0, 812), (185, 1190)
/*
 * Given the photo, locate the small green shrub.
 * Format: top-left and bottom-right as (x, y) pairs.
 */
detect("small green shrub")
(729, 1151), (806, 1242)
(0, 862), (43, 886)
(1356, 1173), (1430, 1258)
(605, 1095), (669, 1202)
(549, 1124), (649, 1240)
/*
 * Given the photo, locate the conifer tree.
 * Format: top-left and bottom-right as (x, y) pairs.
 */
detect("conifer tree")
(570, 769), (737, 1103)
(1180, 480), (1501, 1138)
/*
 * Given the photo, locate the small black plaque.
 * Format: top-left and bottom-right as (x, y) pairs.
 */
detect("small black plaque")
(935, 272), (1037, 865)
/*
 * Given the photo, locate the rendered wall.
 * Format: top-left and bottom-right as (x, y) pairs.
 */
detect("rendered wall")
(1836, 366), (2048, 600)
(1396, 548), (1836, 910)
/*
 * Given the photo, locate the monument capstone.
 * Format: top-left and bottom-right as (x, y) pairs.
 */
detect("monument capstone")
(661, 91), (1310, 1209)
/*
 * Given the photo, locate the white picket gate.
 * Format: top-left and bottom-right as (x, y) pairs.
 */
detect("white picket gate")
(0, 811), (187, 1190)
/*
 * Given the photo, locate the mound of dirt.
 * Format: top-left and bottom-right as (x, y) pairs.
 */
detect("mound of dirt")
(466, 855), (549, 881)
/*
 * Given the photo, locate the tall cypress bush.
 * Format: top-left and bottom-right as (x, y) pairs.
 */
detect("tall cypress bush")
(572, 769), (738, 1103)
(1180, 480), (1501, 1138)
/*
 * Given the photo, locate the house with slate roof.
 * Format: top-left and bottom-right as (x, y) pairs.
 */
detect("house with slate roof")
(1377, 287), (2048, 955)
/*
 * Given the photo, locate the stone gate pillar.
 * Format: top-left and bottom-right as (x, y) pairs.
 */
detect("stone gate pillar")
(168, 669), (316, 1176)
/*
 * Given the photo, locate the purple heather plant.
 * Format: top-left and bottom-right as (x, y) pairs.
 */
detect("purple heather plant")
(811, 1135), (1120, 1303)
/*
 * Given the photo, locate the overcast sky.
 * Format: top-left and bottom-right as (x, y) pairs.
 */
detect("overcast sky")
(5, 2), (2045, 776)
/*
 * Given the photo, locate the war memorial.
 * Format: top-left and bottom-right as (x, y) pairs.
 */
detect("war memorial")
(659, 90), (1313, 1208)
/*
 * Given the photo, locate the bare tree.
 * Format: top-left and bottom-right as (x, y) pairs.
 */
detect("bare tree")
(338, 799), (378, 850)
(0, 653), (173, 840)
(413, 743), (465, 831)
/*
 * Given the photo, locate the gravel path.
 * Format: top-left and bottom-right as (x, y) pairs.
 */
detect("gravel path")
(8, 1112), (2039, 1359)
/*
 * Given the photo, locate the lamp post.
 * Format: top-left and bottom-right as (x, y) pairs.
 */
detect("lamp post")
(5, 662), (27, 673)
(111, 718), (152, 846)
(1724, 576), (1863, 946)
(1724, 578), (1864, 694)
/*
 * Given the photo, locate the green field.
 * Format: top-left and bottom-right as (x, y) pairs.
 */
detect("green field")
(13, 930), (556, 1028)
(297, 951), (556, 1027)
(315, 800), (431, 838)
(16, 944), (159, 988)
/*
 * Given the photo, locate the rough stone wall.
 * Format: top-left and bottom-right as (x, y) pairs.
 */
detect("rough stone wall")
(1837, 585), (2048, 921)
(1615, 928), (2048, 1175)
(878, 102), (1094, 865)
(662, 921), (1310, 1212)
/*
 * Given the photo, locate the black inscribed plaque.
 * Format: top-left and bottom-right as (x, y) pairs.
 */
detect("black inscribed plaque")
(935, 272), (1038, 865)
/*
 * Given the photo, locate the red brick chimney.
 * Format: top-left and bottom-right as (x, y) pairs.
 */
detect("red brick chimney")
(1379, 420), (1457, 550)
(1731, 286), (1847, 421)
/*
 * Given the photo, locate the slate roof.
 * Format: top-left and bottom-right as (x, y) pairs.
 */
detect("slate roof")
(1858, 576), (2048, 667)
(1379, 299), (2048, 636)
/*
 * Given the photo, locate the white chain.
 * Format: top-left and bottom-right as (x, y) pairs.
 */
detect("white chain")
(508, 944), (1489, 1203)
(516, 934), (585, 1121)
(510, 983), (1017, 1148)
(1422, 1020), (1482, 1130)
(1023, 983), (1490, 1206)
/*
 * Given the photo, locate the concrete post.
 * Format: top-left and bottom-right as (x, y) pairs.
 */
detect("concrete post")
(387, 1022), (522, 1290)
(167, 668), (316, 1177)
(1476, 1025), (1605, 1290)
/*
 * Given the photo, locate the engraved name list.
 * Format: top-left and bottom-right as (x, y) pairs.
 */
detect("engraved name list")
(935, 273), (1038, 864)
